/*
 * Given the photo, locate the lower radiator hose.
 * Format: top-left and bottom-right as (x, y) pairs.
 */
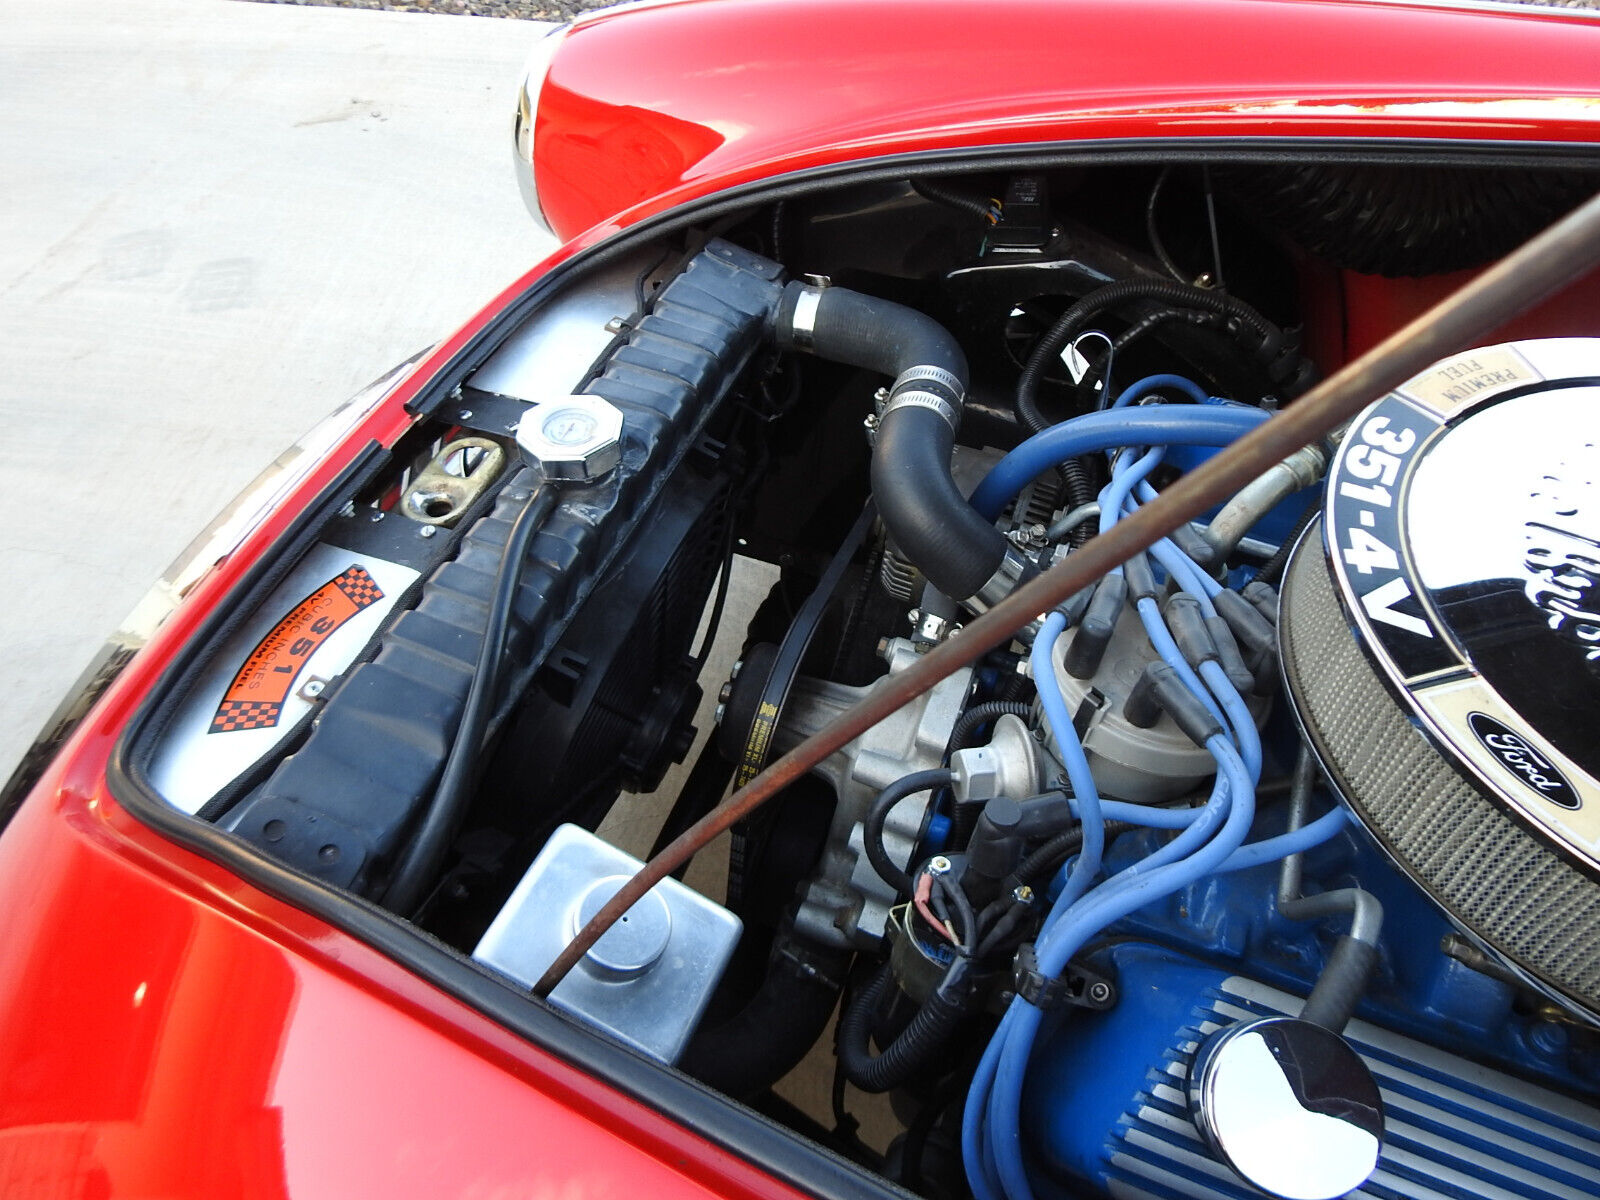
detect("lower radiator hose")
(680, 943), (848, 1100)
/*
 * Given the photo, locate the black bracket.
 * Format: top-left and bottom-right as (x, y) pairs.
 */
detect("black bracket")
(1012, 944), (1117, 1011)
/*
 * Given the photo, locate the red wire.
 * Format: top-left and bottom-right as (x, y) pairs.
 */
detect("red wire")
(913, 871), (958, 944)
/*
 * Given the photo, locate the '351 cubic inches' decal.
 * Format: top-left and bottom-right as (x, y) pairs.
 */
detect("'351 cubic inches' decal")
(210, 565), (385, 732)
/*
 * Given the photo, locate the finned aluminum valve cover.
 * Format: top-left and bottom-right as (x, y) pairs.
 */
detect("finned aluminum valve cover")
(1282, 338), (1600, 1019)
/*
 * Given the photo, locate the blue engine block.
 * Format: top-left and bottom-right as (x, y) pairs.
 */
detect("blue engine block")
(1023, 795), (1600, 1199)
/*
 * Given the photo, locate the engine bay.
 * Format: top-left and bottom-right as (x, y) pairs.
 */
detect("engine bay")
(129, 156), (1600, 1200)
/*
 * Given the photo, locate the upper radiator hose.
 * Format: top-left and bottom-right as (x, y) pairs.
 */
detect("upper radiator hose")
(774, 281), (1030, 607)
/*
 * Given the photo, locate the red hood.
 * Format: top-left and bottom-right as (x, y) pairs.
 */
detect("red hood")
(535, 0), (1600, 241)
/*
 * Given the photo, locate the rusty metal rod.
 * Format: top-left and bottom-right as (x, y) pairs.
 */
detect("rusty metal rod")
(534, 188), (1600, 998)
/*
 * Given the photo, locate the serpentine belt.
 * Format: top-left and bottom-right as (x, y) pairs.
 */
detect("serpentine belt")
(733, 502), (877, 788)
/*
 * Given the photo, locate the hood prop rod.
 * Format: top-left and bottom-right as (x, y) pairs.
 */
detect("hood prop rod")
(534, 188), (1600, 999)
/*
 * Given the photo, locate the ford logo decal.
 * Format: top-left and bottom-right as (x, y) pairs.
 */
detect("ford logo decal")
(1467, 712), (1581, 810)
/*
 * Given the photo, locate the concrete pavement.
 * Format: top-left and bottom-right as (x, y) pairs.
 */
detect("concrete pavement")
(0, 0), (558, 778)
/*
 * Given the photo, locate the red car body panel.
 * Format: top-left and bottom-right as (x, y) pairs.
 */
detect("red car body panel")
(536, 0), (1600, 242)
(6, 0), (1600, 1195)
(0, 779), (782, 1200)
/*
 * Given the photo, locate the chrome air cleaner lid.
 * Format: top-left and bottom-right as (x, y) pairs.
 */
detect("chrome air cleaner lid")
(1324, 339), (1600, 871)
(1281, 338), (1600, 1020)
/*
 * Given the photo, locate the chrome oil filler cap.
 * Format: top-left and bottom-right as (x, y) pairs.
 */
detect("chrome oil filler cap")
(1189, 1016), (1383, 1200)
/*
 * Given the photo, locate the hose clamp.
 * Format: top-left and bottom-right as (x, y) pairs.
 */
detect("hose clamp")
(881, 388), (961, 434)
(892, 364), (964, 401)
(789, 285), (824, 351)
(967, 547), (1030, 611)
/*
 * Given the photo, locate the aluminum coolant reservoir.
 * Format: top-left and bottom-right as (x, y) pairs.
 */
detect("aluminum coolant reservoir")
(474, 824), (741, 1063)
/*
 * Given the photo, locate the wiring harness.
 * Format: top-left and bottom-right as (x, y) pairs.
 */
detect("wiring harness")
(959, 382), (1348, 1200)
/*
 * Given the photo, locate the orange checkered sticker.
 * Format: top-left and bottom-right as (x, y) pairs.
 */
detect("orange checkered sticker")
(209, 565), (384, 733)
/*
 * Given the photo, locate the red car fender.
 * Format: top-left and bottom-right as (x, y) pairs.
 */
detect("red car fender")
(0, 768), (793, 1200)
